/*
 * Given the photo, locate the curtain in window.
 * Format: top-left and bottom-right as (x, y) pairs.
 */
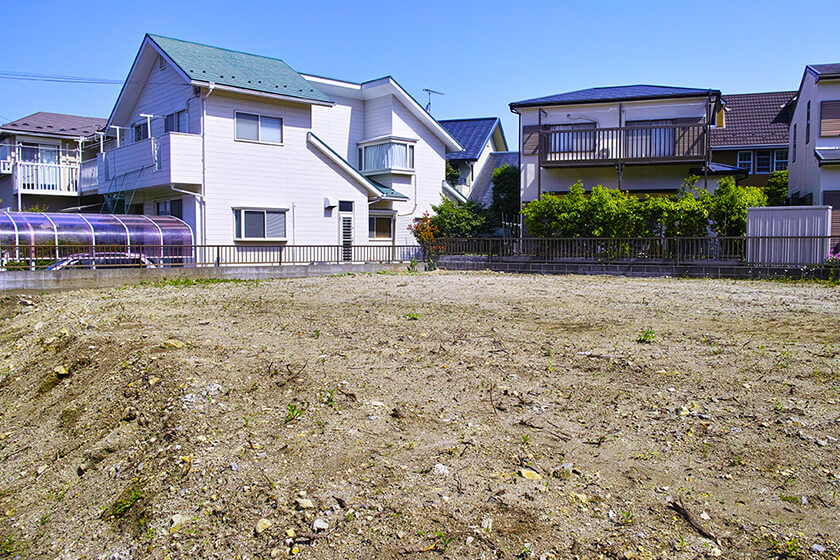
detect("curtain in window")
(364, 143), (409, 170)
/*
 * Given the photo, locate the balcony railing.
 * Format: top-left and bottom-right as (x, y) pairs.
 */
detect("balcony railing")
(14, 161), (79, 196)
(79, 158), (99, 192)
(539, 124), (707, 166)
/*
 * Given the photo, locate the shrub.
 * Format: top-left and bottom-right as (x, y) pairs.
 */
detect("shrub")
(407, 212), (444, 266)
(430, 198), (489, 238)
(706, 177), (767, 237)
(763, 170), (788, 206)
(488, 164), (520, 231)
(445, 161), (460, 184)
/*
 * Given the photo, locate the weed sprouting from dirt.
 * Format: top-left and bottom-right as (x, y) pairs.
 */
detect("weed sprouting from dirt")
(101, 479), (145, 520)
(637, 328), (656, 343)
(142, 277), (257, 288)
(285, 402), (305, 423)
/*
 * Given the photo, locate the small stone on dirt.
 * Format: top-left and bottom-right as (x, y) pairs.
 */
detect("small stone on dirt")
(811, 544), (826, 553)
(519, 468), (542, 480)
(313, 518), (329, 531)
(295, 498), (315, 509)
(255, 518), (272, 534)
(164, 339), (186, 349)
(148, 376), (161, 387)
(433, 463), (450, 476)
(54, 365), (70, 378)
(170, 513), (189, 534)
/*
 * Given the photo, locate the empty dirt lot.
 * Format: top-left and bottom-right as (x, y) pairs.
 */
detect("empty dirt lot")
(0, 271), (837, 559)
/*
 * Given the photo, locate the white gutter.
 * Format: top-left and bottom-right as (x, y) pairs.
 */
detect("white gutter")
(199, 82), (215, 246)
(442, 180), (468, 204)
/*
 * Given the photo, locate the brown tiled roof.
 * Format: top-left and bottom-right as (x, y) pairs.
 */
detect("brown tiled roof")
(711, 91), (796, 148)
(0, 112), (106, 138)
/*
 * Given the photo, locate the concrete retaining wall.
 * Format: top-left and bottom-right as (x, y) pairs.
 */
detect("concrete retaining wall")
(0, 262), (409, 294)
(437, 257), (831, 280)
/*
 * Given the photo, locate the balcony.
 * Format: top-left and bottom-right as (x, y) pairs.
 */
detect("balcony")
(13, 162), (80, 196)
(97, 133), (202, 193)
(539, 124), (708, 167)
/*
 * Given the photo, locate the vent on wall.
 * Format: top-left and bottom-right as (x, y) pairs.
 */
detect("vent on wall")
(158, 56), (166, 71)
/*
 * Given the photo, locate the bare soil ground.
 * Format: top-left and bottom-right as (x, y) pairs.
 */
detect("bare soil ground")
(0, 271), (838, 559)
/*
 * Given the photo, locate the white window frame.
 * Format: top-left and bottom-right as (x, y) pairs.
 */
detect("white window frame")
(755, 150), (772, 174)
(232, 207), (288, 241)
(737, 150), (753, 173)
(234, 112), (284, 145)
(368, 212), (395, 241)
(774, 149), (788, 172)
(357, 137), (417, 174)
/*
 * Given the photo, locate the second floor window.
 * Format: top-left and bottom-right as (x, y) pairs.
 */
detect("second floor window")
(755, 150), (772, 174)
(821, 101), (840, 137)
(774, 149), (789, 171)
(360, 142), (414, 172)
(165, 110), (187, 133)
(133, 121), (149, 142)
(737, 151), (753, 173)
(235, 112), (283, 144)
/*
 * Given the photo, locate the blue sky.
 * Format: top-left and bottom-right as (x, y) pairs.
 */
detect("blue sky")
(2, 0), (838, 145)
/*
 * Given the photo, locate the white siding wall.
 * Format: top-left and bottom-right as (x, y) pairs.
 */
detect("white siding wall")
(363, 96), (394, 139)
(119, 58), (196, 138)
(789, 73), (840, 203)
(310, 93), (366, 167)
(202, 92), (371, 245)
(389, 96), (446, 245)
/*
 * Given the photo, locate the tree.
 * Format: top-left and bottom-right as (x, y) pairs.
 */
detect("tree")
(445, 161), (460, 184)
(430, 198), (489, 238)
(488, 165), (520, 230)
(521, 182), (589, 237)
(763, 170), (788, 206)
(407, 211), (443, 266)
(706, 176), (768, 237)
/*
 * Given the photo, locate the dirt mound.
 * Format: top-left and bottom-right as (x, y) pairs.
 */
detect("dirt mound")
(0, 273), (837, 559)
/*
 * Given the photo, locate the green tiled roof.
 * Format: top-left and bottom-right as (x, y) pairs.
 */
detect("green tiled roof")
(147, 34), (333, 104)
(369, 180), (409, 200)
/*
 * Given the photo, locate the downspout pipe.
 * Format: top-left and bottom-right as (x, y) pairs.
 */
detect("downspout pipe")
(200, 82), (215, 246)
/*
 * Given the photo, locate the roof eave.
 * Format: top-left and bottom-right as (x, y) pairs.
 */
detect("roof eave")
(510, 91), (721, 109)
(191, 80), (334, 106)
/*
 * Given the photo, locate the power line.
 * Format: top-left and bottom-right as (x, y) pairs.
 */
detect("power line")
(0, 70), (192, 88)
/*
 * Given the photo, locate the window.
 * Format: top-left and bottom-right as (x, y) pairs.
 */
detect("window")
(338, 200), (354, 212)
(164, 110), (187, 133)
(548, 123), (597, 153)
(235, 112), (283, 143)
(806, 101), (811, 144)
(369, 215), (394, 239)
(133, 121), (149, 142)
(157, 199), (183, 219)
(360, 142), (415, 172)
(821, 100), (840, 136)
(792, 124), (797, 163)
(755, 150), (772, 174)
(233, 208), (287, 240)
(774, 149), (789, 172)
(737, 151), (753, 173)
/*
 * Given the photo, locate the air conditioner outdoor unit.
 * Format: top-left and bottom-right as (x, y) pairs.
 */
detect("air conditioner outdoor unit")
(0, 161), (11, 174)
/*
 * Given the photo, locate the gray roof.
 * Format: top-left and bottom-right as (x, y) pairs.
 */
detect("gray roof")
(510, 85), (720, 108)
(0, 112), (106, 138)
(711, 91), (796, 148)
(815, 148), (840, 164)
(809, 63), (840, 77)
(439, 117), (503, 160)
(148, 34), (333, 104)
(469, 151), (519, 208)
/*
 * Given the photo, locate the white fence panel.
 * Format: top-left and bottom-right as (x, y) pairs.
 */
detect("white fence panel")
(746, 206), (832, 265)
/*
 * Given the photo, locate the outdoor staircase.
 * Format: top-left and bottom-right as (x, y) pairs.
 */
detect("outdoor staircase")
(100, 168), (146, 214)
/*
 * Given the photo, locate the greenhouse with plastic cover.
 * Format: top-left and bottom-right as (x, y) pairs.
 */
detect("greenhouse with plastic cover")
(0, 212), (193, 270)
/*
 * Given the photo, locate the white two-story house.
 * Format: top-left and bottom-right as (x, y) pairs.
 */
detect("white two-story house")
(510, 85), (721, 209)
(89, 34), (462, 250)
(788, 64), (840, 235)
(0, 112), (106, 212)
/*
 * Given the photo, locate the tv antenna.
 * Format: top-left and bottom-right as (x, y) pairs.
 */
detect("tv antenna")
(422, 88), (445, 113)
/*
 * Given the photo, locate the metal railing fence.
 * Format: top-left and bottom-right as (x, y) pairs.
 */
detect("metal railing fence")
(0, 243), (423, 271)
(439, 236), (840, 267)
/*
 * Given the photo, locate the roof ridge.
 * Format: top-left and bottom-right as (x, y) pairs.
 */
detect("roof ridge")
(438, 117), (499, 123)
(148, 33), (294, 66)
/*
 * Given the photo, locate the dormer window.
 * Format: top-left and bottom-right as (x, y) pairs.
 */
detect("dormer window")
(357, 137), (416, 174)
